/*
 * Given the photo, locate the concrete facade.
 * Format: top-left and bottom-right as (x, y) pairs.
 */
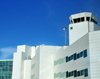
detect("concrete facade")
(12, 12), (100, 79)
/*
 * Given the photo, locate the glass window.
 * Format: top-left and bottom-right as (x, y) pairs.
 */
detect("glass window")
(86, 17), (90, 21)
(74, 53), (77, 60)
(63, 57), (66, 62)
(80, 52), (83, 57)
(74, 70), (77, 77)
(81, 70), (84, 75)
(3, 61), (6, 65)
(77, 53), (80, 59)
(91, 18), (93, 22)
(81, 17), (84, 22)
(71, 71), (74, 76)
(71, 55), (73, 60)
(77, 71), (80, 76)
(54, 73), (56, 78)
(70, 27), (73, 30)
(68, 57), (70, 61)
(77, 18), (80, 22)
(66, 57), (68, 62)
(0, 62), (2, 65)
(66, 71), (68, 78)
(84, 69), (88, 77)
(84, 49), (87, 58)
(69, 72), (71, 77)
(74, 19), (78, 23)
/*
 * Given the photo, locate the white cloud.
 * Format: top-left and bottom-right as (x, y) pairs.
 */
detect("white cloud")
(0, 47), (16, 59)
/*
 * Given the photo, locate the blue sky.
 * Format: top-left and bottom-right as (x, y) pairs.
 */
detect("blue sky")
(0, 0), (100, 59)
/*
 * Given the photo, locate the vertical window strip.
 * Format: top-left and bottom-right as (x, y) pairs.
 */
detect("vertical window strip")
(31, 74), (35, 79)
(31, 63), (35, 70)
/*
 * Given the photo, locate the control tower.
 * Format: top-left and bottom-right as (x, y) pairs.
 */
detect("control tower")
(69, 12), (100, 45)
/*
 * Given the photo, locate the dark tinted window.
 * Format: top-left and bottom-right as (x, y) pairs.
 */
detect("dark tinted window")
(80, 52), (83, 57)
(91, 18), (93, 22)
(66, 57), (68, 62)
(74, 19), (77, 23)
(70, 27), (73, 30)
(77, 71), (80, 76)
(74, 70), (77, 77)
(77, 18), (80, 22)
(68, 57), (70, 61)
(71, 55), (73, 60)
(91, 18), (97, 24)
(74, 18), (80, 23)
(74, 53), (77, 60)
(71, 71), (74, 76)
(77, 53), (80, 59)
(84, 69), (88, 77)
(66, 71), (68, 78)
(84, 50), (87, 58)
(86, 17), (90, 21)
(69, 72), (71, 77)
(81, 70), (84, 75)
(81, 17), (84, 22)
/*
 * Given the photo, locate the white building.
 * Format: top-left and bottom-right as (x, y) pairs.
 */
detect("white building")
(12, 12), (100, 79)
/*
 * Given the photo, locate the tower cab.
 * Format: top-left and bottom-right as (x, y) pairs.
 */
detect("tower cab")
(69, 12), (100, 45)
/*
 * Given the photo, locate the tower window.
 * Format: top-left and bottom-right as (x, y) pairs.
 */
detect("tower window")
(71, 20), (73, 23)
(91, 18), (98, 24)
(70, 27), (73, 30)
(86, 17), (90, 21)
(74, 19), (77, 23)
(81, 17), (84, 22)
(77, 18), (80, 22)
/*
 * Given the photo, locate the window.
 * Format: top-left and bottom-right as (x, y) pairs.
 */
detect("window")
(91, 18), (97, 24)
(86, 17), (90, 21)
(66, 57), (68, 62)
(70, 27), (73, 30)
(77, 54), (80, 59)
(74, 70), (77, 77)
(69, 72), (71, 77)
(84, 49), (87, 58)
(77, 71), (80, 76)
(68, 57), (70, 61)
(66, 71), (68, 78)
(80, 52), (83, 57)
(74, 53), (77, 60)
(74, 19), (78, 23)
(70, 71), (74, 76)
(73, 18), (80, 23)
(77, 18), (80, 22)
(81, 17), (84, 22)
(84, 69), (88, 77)
(81, 70), (84, 75)
(71, 55), (73, 60)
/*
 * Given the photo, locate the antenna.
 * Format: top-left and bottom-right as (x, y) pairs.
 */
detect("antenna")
(63, 27), (67, 46)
